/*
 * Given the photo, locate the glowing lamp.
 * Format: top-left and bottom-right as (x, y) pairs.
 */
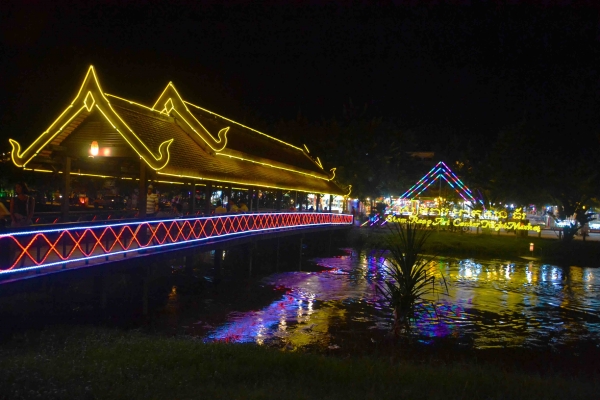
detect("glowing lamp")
(529, 243), (534, 253)
(90, 141), (99, 156)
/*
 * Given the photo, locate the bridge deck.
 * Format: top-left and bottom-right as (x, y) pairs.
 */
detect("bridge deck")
(0, 212), (353, 282)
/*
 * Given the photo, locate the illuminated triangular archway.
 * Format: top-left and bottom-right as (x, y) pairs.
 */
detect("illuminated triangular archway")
(400, 161), (476, 202)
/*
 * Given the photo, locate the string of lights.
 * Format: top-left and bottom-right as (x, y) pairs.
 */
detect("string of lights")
(0, 212), (353, 276)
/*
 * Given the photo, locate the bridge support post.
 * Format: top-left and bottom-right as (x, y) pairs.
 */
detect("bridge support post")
(246, 243), (254, 277)
(61, 156), (71, 222)
(213, 248), (222, 283)
(316, 194), (321, 212)
(142, 266), (150, 316)
(93, 272), (108, 312)
(329, 194), (334, 212)
(299, 234), (304, 271)
(185, 250), (195, 275)
(276, 238), (280, 273)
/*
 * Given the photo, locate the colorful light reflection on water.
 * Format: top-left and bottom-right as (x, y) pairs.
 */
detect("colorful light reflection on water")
(205, 252), (600, 349)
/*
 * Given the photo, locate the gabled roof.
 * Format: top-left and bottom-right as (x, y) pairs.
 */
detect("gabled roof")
(400, 161), (476, 202)
(9, 66), (347, 195)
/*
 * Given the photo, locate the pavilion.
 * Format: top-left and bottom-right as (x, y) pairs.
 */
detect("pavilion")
(8, 66), (349, 219)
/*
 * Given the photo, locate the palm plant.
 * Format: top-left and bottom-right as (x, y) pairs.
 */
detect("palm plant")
(377, 222), (448, 337)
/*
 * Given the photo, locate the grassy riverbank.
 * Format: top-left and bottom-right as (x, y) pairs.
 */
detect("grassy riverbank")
(0, 327), (597, 400)
(350, 228), (600, 267)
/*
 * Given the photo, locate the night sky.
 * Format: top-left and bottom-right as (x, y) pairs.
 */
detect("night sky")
(1, 1), (599, 151)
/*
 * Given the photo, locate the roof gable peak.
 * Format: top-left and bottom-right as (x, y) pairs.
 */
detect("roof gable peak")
(9, 66), (173, 170)
(152, 82), (228, 153)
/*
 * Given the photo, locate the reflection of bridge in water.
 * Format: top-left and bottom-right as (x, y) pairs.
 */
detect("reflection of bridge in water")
(0, 212), (352, 284)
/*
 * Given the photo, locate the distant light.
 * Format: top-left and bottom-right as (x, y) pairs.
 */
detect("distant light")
(103, 148), (110, 156)
(90, 141), (99, 156)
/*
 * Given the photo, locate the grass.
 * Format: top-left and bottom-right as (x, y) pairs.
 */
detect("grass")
(0, 327), (598, 400)
(351, 228), (600, 267)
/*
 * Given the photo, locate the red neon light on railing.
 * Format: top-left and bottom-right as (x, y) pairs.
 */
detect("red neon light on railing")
(0, 212), (353, 276)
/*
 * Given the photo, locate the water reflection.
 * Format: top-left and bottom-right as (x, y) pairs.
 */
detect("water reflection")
(205, 252), (600, 350)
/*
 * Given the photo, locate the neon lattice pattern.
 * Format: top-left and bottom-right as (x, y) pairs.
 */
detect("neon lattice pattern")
(0, 212), (353, 277)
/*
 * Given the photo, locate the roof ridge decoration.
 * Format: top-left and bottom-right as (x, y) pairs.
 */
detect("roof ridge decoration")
(10, 66), (173, 170)
(400, 161), (477, 202)
(153, 83), (229, 152)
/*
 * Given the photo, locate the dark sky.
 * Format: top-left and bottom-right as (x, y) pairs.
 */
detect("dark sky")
(1, 1), (599, 150)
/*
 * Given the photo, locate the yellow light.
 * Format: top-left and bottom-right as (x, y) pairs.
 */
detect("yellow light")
(90, 141), (99, 156)
(530, 243), (534, 252)
(215, 153), (332, 181)
(315, 157), (323, 169)
(152, 83), (228, 152)
(183, 100), (304, 152)
(156, 171), (344, 195)
(9, 66), (174, 171)
(303, 144), (310, 153)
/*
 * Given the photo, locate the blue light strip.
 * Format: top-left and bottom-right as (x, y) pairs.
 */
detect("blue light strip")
(0, 213), (352, 276)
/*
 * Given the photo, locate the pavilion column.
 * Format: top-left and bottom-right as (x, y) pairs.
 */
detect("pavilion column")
(189, 182), (196, 214)
(225, 186), (232, 211)
(298, 192), (303, 211)
(248, 188), (254, 211)
(275, 189), (283, 211)
(329, 195), (334, 213)
(316, 194), (321, 212)
(61, 156), (71, 222)
(138, 160), (147, 218)
(204, 183), (213, 215)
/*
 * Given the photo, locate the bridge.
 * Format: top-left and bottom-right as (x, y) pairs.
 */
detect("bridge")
(0, 212), (353, 284)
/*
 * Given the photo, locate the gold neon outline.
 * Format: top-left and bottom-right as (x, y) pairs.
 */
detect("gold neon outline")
(215, 153), (334, 181)
(157, 171), (345, 195)
(10, 66), (174, 171)
(315, 157), (323, 169)
(83, 91), (95, 111)
(95, 104), (173, 171)
(303, 144), (310, 153)
(105, 94), (155, 111)
(109, 91), (325, 175)
(183, 101), (304, 152)
(152, 83), (228, 152)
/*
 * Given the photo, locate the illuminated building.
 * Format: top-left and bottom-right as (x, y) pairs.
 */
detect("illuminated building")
(8, 66), (349, 217)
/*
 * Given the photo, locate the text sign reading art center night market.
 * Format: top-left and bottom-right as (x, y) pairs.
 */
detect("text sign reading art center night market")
(386, 215), (542, 233)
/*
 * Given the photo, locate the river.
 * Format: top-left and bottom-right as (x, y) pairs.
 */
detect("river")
(200, 250), (600, 351)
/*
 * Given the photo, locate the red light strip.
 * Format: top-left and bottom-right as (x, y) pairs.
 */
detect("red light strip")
(0, 213), (353, 275)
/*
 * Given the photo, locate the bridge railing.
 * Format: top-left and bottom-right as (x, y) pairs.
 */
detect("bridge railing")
(0, 212), (353, 279)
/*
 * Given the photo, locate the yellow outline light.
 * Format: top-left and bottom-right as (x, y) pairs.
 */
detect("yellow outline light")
(104, 94), (155, 111)
(215, 153), (333, 181)
(152, 83), (228, 152)
(183, 101), (304, 152)
(84, 91), (95, 111)
(315, 157), (323, 169)
(9, 66), (174, 171)
(303, 144), (310, 153)
(157, 171), (344, 195)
